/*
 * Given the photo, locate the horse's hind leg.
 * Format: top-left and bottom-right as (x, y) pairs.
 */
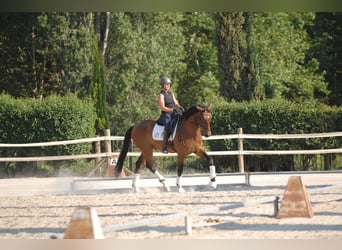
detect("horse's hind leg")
(146, 157), (170, 192)
(132, 155), (146, 193)
(175, 156), (186, 192)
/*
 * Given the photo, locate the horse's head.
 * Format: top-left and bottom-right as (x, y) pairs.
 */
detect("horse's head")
(195, 103), (213, 137)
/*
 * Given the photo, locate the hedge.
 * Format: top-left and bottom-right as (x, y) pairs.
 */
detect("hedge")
(210, 99), (342, 172)
(0, 94), (96, 177)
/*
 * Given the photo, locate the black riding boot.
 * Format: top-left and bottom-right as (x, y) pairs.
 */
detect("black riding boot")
(162, 129), (171, 154)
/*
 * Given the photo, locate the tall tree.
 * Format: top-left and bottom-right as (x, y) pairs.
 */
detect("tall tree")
(177, 12), (222, 108)
(0, 13), (94, 98)
(215, 12), (253, 102)
(94, 12), (111, 57)
(308, 12), (342, 106)
(248, 12), (329, 102)
(105, 12), (185, 134)
(90, 39), (109, 134)
(0, 13), (40, 97)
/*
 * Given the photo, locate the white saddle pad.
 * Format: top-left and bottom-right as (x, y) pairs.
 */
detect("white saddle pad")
(152, 123), (178, 141)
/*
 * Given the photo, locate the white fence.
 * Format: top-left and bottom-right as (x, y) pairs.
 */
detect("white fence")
(1, 129), (342, 173)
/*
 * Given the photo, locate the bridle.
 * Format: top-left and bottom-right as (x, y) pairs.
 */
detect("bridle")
(198, 109), (212, 136)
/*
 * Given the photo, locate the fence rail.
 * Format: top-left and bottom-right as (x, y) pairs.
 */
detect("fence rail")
(1, 129), (341, 173)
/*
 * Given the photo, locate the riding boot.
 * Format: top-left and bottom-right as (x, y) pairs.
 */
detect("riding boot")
(162, 129), (171, 154)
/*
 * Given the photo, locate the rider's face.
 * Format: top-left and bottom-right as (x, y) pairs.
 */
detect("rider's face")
(163, 82), (170, 90)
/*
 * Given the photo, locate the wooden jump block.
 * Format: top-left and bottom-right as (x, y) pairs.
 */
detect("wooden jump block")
(277, 176), (314, 218)
(64, 207), (104, 239)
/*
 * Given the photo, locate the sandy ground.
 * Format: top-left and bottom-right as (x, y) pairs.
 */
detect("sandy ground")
(0, 172), (341, 239)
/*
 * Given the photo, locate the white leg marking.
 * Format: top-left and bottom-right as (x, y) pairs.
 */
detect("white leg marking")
(209, 165), (216, 179)
(132, 174), (140, 193)
(176, 176), (182, 186)
(208, 165), (217, 190)
(176, 176), (185, 192)
(155, 170), (164, 181)
(155, 171), (170, 192)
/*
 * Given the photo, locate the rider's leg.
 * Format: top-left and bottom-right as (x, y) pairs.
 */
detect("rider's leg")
(162, 113), (172, 154)
(162, 128), (171, 154)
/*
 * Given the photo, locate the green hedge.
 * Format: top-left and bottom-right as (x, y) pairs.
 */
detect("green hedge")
(210, 99), (342, 172)
(0, 94), (96, 177)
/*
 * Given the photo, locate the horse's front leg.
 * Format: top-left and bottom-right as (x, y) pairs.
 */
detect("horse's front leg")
(196, 149), (217, 190)
(176, 156), (186, 192)
(147, 159), (170, 192)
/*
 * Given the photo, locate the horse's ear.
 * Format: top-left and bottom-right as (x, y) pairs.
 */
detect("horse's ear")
(207, 103), (213, 111)
(196, 105), (205, 112)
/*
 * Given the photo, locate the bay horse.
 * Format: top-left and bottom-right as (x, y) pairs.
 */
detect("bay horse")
(115, 104), (217, 192)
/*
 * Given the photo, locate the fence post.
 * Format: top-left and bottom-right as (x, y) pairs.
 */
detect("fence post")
(104, 129), (112, 171)
(95, 135), (101, 174)
(238, 127), (245, 173)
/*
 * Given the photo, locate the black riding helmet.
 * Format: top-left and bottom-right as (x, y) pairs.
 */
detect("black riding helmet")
(160, 76), (171, 86)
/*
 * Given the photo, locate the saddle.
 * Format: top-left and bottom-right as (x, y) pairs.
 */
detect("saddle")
(152, 113), (181, 141)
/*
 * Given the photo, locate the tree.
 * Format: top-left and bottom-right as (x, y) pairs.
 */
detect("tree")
(94, 12), (111, 58)
(90, 38), (109, 134)
(105, 12), (186, 135)
(0, 13), (40, 97)
(0, 13), (94, 98)
(308, 12), (342, 106)
(177, 12), (222, 108)
(215, 12), (253, 102)
(248, 12), (329, 102)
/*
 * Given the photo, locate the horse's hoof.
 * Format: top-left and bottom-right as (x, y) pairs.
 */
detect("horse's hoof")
(208, 181), (217, 190)
(178, 186), (186, 193)
(163, 185), (171, 192)
(160, 180), (170, 192)
(132, 185), (140, 193)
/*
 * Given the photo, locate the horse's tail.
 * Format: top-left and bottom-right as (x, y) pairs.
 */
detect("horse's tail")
(115, 126), (134, 177)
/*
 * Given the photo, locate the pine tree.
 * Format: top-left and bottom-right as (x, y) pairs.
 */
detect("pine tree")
(215, 12), (251, 102)
(90, 38), (109, 134)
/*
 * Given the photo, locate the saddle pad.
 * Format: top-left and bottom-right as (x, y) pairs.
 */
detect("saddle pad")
(152, 123), (178, 141)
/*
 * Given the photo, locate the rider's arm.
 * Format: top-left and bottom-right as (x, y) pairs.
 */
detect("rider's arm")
(172, 93), (183, 109)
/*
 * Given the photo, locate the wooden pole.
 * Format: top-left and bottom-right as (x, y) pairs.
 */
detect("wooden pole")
(238, 127), (245, 173)
(95, 135), (101, 175)
(104, 129), (112, 171)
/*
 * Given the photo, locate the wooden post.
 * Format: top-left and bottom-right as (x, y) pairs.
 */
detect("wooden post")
(238, 127), (245, 173)
(95, 135), (101, 175)
(104, 129), (112, 171)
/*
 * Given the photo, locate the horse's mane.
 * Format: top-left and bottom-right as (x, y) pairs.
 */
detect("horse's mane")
(182, 105), (207, 120)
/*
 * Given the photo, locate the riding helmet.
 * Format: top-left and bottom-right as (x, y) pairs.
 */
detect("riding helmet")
(160, 76), (171, 85)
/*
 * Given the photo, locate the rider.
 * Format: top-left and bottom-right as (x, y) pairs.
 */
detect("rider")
(158, 76), (183, 154)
